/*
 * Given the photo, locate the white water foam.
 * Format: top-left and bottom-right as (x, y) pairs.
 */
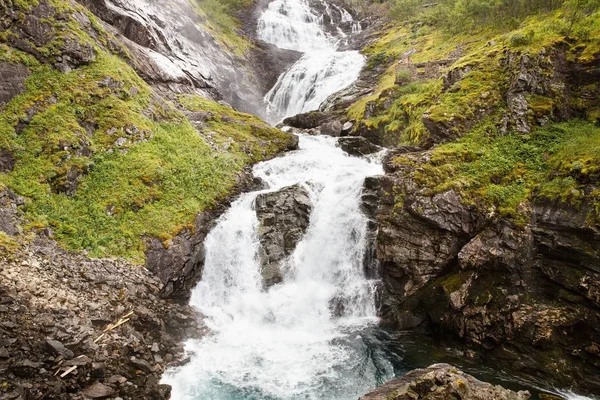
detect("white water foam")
(163, 135), (389, 399)
(258, 0), (365, 122)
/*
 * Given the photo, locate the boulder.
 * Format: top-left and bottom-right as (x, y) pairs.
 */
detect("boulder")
(0, 189), (24, 236)
(255, 184), (312, 287)
(337, 136), (382, 157)
(320, 120), (343, 136)
(283, 111), (332, 129)
(360, 363), (530, 400)
(82, 382), (115, 398)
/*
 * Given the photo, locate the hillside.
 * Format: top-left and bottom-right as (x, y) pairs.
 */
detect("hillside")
(330, 0), (600, 394)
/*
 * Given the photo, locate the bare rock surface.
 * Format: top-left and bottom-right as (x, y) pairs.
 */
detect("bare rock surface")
(0, 62), (30, 107)
(0, 236), (204, 399)
(255, 184), (313, 287)
(376, 148), (600, 393)
(360, 364), (530, 400)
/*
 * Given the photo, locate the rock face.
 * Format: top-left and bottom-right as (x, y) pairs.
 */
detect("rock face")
(74, 0), (299, 116)
(0, 189), (24, 236)
(338, 136), (382, 157)
(0, 238), (202, 400)
(376, 150), (600, 393)
(0, 62), (30, 106)
(255, 184), (313, 287)
(360, 364), (530, 400)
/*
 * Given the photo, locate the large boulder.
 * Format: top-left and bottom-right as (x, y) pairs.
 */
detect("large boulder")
(337, 136), (382, 157)
(255, 184), (312, 287)
(283, 111), (333, 130)
(360, 364), (530, 400)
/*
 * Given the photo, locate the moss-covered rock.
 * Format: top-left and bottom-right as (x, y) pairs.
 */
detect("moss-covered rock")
(0, 0), (296, 265)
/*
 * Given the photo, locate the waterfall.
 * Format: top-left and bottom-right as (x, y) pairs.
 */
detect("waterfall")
(163, 136), (391, 399)
(258, 0), (365, 123)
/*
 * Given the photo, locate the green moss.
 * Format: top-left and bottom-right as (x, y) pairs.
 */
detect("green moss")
(438, 271), (473, 294)
(390, 119), (600, 222)
(0, 0), (294, 262)
(192, 0), (253, 57)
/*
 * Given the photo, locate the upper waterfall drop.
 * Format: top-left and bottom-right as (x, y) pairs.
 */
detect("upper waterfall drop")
(259, 0), (365, 123)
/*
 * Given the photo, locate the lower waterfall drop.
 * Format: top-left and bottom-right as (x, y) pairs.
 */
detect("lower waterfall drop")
(163, 136), (392, 399)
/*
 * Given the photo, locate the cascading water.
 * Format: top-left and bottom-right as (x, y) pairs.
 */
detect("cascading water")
(259, 0), (365, 122)
(163, 135), (392, 399)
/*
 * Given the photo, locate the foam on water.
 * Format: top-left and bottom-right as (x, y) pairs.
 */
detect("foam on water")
(258, 0), (365, 122)
(163, 135), (389, 399)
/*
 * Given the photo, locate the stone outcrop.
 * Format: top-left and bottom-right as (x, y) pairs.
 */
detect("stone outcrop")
(283, 111), (334, 130)
(145, 168), (269, 301)
(360, 364), (530, 400)
(255, 184), (313, 287)
(0, 189), (24, 236)
(376, 150), (600, 393)
(338, 136), (382, 157)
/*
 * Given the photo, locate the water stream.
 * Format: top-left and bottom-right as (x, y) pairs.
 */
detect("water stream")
(162, 1), (595, 399)
(163, 136), (389, 399)
(259, 0), (364, 123)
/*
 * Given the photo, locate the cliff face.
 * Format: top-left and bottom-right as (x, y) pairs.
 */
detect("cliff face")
(343, 3), (600, 395)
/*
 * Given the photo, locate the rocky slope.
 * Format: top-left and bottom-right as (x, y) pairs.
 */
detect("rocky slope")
(338, 1), (600, 396)
(0, 190), (201, 399)
(0, 0), (298, 397)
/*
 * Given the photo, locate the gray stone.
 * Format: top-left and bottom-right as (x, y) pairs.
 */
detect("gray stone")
(82, 382), (115, 398)
(46, 339), (75, 359)
(320, 120), (342, 136)
(0, 62), (30, 106)
(337, 136), (382, 157)
(255, 184), (312, 287)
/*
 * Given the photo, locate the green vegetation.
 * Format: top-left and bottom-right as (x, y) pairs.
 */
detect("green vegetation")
(350, 0), (600, 223)
(193, 0), (254, 56)
(391, 119), (600, 222)
(0, 0), (293, 262)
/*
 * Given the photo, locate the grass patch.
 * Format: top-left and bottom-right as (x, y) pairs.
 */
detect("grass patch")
(392, 119), (600, 222)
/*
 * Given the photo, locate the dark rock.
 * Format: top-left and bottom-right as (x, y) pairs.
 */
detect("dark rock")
(46, 339), (75, 359)
(376, 147), (600, 392)
(9, 360), (42, 378)
(82, 382), (115, 398)
(361, 176), (382, 280)
(255, 184), (312, 287)
(337, 136), (382, 157)
(0, 149), (16, 173)
(0, 62), (30, 106)
(360, 363), (530, 400)
(320, 120), (343, 136)
(283, 111), (332, 129)
(0, 189), (23, 236)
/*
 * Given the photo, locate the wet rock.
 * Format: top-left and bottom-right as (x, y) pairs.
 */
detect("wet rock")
(360, 363), (530, 400)
(282, 111), (332, 129)
(255, 184), (312, 287)
(337, 136), (382, 157)
(361, 177), (382, 279)
(82, 382), (115, 398)
(320, 120), (343, 136)
(0, 62), (30, 106)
